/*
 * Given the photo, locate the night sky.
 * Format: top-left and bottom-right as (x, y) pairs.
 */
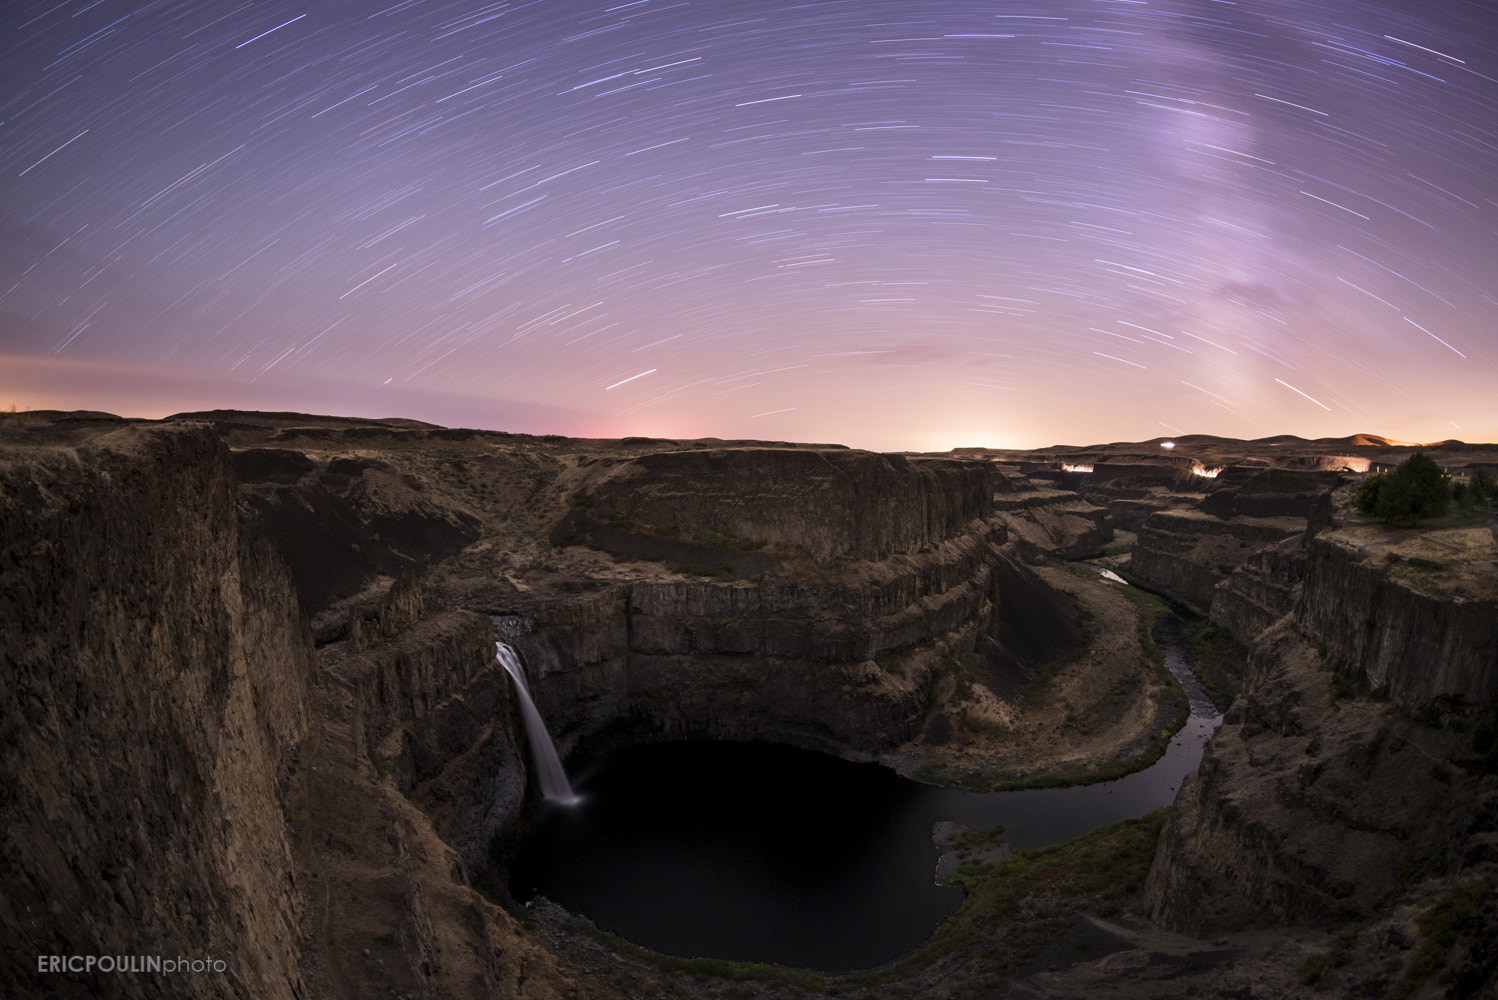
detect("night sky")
(2, 0), (1495, 450)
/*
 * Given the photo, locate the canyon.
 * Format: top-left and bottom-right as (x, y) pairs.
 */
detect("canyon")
(2, 411), (1495, 999)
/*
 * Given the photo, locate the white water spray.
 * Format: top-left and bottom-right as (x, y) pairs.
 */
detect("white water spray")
(496, 642), (580, 806)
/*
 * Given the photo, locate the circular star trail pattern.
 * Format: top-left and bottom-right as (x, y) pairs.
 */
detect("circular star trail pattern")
(2, 0), (1496, 449)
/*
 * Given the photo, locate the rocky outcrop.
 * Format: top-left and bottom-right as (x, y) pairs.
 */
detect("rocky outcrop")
(1089, 461), (1196, 490)
(0, 420), (562, 1000)
(990, 476), (1113, 562)
(1100, 495), (1200, 532)
(237, 450), (481, 613)
(1146, 620), (1495, 935)
(506, 520), (1013, 760)
(573, 449), (992, 560)
(1208, 535), (1307, 645)
(1296, 526), (1498, 707)
(321, 599), (526, 878)
(0, 425), (315, 999)
(1130, 509), (1304, 608)
(288, 628), (565, 1000)
(1148, 513), (1498, 943)
(1195, 468), (1341, 521)
(1119, 468), (1343, 609)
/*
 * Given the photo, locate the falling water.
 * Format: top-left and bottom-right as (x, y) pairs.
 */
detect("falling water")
(496, 642), (580, 806)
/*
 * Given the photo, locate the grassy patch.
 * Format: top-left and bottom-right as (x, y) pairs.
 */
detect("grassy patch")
(844, 811), (1168, 989)
(665, 561), (733, 579)
(691, 528), (768, 551)
(1394, 876), (1493, 998)
(906, 762), (961, 787)
(948, 824), (1008, 861)
(1182, 620), (1250, 711)
(565, 917), (826, 989)
(470, 869), (539, 932)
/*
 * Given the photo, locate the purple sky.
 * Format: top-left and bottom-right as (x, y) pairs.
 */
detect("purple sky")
(3, 0), (1495, 449)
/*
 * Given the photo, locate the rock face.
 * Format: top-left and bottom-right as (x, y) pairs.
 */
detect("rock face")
(990, 472), (1114, 562)
(1208, 535), (1306, 645)
(322, 599), (526, 878)
(1126, 467), (1342, 608)
(513, 520), (1013, 760)
(236, 448), (482, 613)
(290, 596), (563, 1000)
(496, 448), (1039, 763)
(1, 420), (572, 1000)
(1130, 509), (1305, 608)
(1146, 513), (1498, 940)
(575, 449), (992, 560)
(1296, 526), (1498, 707)
(1145, 620), (1495, 935)
(0, 424), (315, 999)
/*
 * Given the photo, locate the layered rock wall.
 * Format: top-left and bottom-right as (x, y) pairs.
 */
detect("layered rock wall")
(1296, 527), (1498, 707)
(1208, 535), (1307, 645)
(577, 449), (992, 560)
(511, 523), (1008, 758)
(0, 425), (315, 999)
(1131, 510), (1304, 607)
(1148, 520), (1498, 939)
(320, 603), (525, 877)
(990, 481), (1113, 561)
(1146, 621), (1494, 935)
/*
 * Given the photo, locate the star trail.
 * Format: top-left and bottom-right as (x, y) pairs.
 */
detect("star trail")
(2, 0), (1495, 449)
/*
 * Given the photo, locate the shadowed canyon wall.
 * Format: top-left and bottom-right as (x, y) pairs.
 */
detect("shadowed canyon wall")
(1145, 517), (1498, 940)
(1, 424), (315, 999)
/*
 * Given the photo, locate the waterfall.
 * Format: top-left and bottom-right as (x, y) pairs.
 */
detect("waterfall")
(496, 642), (580, 805)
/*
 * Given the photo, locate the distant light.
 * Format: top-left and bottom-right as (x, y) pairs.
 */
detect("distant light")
(1062, 463), (1094, 473)
(1161, 441), (1175, 449)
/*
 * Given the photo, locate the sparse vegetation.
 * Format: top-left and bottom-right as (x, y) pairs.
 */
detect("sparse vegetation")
(1452, 470), (1498, 517)
(1395, 876), (1493, 997)
(691, 527), (767, 550)
(665, 561), (733, 579)
(1296, 950), (1331, 985)
(564, 916), (827, 989)
(1183, 619), (1250, 711)
(843, 811), (1168, 989)
(1350, 452), (1493, 526)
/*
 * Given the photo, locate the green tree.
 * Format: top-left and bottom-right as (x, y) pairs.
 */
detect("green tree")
(1453, 470), (1498, 516)
(1352, 452), (1451, 526)
(1352, 472), (1388, 517)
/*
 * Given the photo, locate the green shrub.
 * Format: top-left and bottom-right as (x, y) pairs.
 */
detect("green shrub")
(1352, 453), (1451, 525)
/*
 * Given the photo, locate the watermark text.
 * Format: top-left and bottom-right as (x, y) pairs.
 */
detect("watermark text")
(38, 955), (226, 974)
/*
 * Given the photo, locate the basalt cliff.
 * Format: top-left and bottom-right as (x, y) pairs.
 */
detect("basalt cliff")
(3, 413), (1495, 999)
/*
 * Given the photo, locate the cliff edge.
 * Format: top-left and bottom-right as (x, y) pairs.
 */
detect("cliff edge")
(0, 422), (314, 999)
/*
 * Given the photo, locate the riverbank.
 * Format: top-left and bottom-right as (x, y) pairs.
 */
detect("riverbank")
(879, 560), (1198, 791)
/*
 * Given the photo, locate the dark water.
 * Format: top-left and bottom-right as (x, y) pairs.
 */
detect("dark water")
(509, 612), (1222, 972)
(510, 741), (964, 971)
